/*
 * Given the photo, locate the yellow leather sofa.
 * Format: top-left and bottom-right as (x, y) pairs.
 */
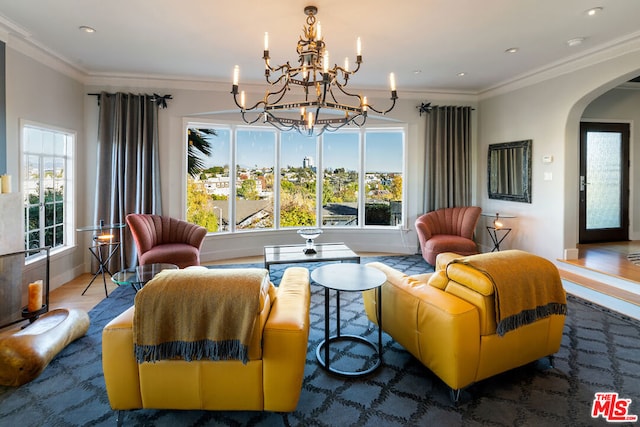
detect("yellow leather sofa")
(363, 250), (566, 401)
(102, 266), (310, 419)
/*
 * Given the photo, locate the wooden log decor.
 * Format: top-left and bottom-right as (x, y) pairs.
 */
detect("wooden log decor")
(0, 308), (90, 386)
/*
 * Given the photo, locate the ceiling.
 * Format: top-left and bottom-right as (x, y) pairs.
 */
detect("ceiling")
(1, 0), (640, 94)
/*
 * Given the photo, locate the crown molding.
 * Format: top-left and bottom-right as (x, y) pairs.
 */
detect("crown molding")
(3, 32), (87, 83)
(3, 15), (640, 103)
(479, 31), (640, 100)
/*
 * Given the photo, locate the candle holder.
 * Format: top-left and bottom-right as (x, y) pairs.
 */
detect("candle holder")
(21, 304), (48, 324)
(297, 228), (323, 254)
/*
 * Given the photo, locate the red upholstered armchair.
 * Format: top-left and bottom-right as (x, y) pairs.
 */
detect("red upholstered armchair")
(126, 214), (207, 269)
(415, 206), (482, 265)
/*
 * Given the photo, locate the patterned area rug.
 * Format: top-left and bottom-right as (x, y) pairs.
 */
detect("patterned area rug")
(1, 255), (639, 426)
(628, 252), (640, 266)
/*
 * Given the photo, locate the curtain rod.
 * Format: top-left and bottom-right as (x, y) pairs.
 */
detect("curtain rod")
(417, 102), (475, 116)
(87, 93), (172, 109)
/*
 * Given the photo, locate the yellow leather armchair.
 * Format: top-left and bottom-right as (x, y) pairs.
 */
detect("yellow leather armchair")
(102, 266), (310, 420)
(363, 250), (566, 401)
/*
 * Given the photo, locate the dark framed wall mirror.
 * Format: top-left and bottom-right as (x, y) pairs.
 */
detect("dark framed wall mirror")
(488, 139), (532, 203)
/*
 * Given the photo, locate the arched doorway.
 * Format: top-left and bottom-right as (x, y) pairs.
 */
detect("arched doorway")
(563, 70), (640, 256)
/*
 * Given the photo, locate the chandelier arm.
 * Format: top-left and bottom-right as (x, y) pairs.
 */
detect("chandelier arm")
(329, 82), (363, 107)
(333, 59), (361, 86)
(264, 63), (292, 85)
(232, 89), (269, 112)
(240, 109), (265, 125)
(263, 84), (290, 107)
(264, 112), (297, 132)
(365, 94), (398, 115)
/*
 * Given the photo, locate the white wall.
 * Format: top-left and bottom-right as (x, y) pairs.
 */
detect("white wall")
(477, 42), (640, 261)
(581, 87), (640, 240)
(4, 46), (86, 289)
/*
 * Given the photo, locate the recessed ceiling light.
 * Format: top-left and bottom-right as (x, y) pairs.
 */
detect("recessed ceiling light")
(567, 37), (585, 47)
(585, 7), (603, 16)
(457, 72), (466, 77)
(79, 25), (96, 33)
(505, 47), (519, 54)
(413, 70), (422, 74)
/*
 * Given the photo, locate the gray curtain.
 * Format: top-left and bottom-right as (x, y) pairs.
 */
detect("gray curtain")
(94, 92), (162, 271)
(423, 106), (472, 211)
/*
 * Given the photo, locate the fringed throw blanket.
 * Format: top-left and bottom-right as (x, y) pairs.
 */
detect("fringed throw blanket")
(449, 250), (567, 336)
(133, 268), (267, 364)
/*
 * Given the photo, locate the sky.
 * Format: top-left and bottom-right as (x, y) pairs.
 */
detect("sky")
(196, 127), (403, 173)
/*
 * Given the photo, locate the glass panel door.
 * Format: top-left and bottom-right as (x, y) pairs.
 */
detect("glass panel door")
(579, 122), (629, 243)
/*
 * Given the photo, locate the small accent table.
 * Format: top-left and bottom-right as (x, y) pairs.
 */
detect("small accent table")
(76, 222), (126, 297)
(487, 226), (512, 252)
(111, 263), (179, 292)
(481, 213), (515, 252)
(311, 263), (386, 377)
(264, 242), (360, 272)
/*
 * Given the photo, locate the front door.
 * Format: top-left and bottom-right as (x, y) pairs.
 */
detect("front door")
(579, 122), (630, 243)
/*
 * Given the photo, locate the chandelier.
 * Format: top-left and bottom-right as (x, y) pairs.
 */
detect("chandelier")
(231, 5), (398, 136)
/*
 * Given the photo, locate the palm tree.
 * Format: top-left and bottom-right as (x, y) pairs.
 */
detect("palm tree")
(187, 128), (217, 177)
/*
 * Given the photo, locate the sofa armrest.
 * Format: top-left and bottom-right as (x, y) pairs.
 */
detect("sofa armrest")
(411, 284), (481, 390)
(102, 306), (143, 409)
(364, 262), (481, 390)
(182, 222), (207, 249)
(263, 267), (310, 412)
(414, 218), (432, 247)
(435, 252), (462, 270)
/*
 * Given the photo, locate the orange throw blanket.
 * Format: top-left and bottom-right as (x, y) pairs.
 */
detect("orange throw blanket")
(449, 250), (567, 336)
(133, 268), (266, 364)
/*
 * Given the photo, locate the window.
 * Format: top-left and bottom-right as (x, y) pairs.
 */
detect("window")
(364, 131), (404, 226)
(235, 129), (275, 230)
(280, 132), (317, 227)
(187, 128), (231, 232)
(186, 124), (405, 232)
(322, 132), (359, 225)
(22, 122), (75, 255)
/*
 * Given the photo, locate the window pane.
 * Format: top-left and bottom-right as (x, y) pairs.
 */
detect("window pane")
(42, 130), (55, 155)
(27, 230), (40, 250)
(22, 124), (73, 254)
(586, 131), (621, 229)
(186, 127), (231, 233)
(24, 127), (42, 153)
(322, 132), (359, 226)
(53, 133), (67, 156)
(235, 129), (275, 230)
(365, 131), (403, 226)
(280, 132), (317, 227)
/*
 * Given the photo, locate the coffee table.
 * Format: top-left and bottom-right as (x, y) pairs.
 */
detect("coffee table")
(111, 263), (178, 292)
(264, 242), (359, 272)
(311, 263), (386, 377)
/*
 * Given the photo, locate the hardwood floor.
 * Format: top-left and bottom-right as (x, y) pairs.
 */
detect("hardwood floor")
(3, 245), (639, 337)
(560, 241), (640, 283)
(558, 241), (640, 307)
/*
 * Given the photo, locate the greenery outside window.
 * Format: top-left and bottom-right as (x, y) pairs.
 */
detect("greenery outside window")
(322, 132), (359, 225)
(235, 129), (276, 230)
(22, 122), (75, 256)
(280, 132), (317, 227)
(186, 124), (404, 233)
